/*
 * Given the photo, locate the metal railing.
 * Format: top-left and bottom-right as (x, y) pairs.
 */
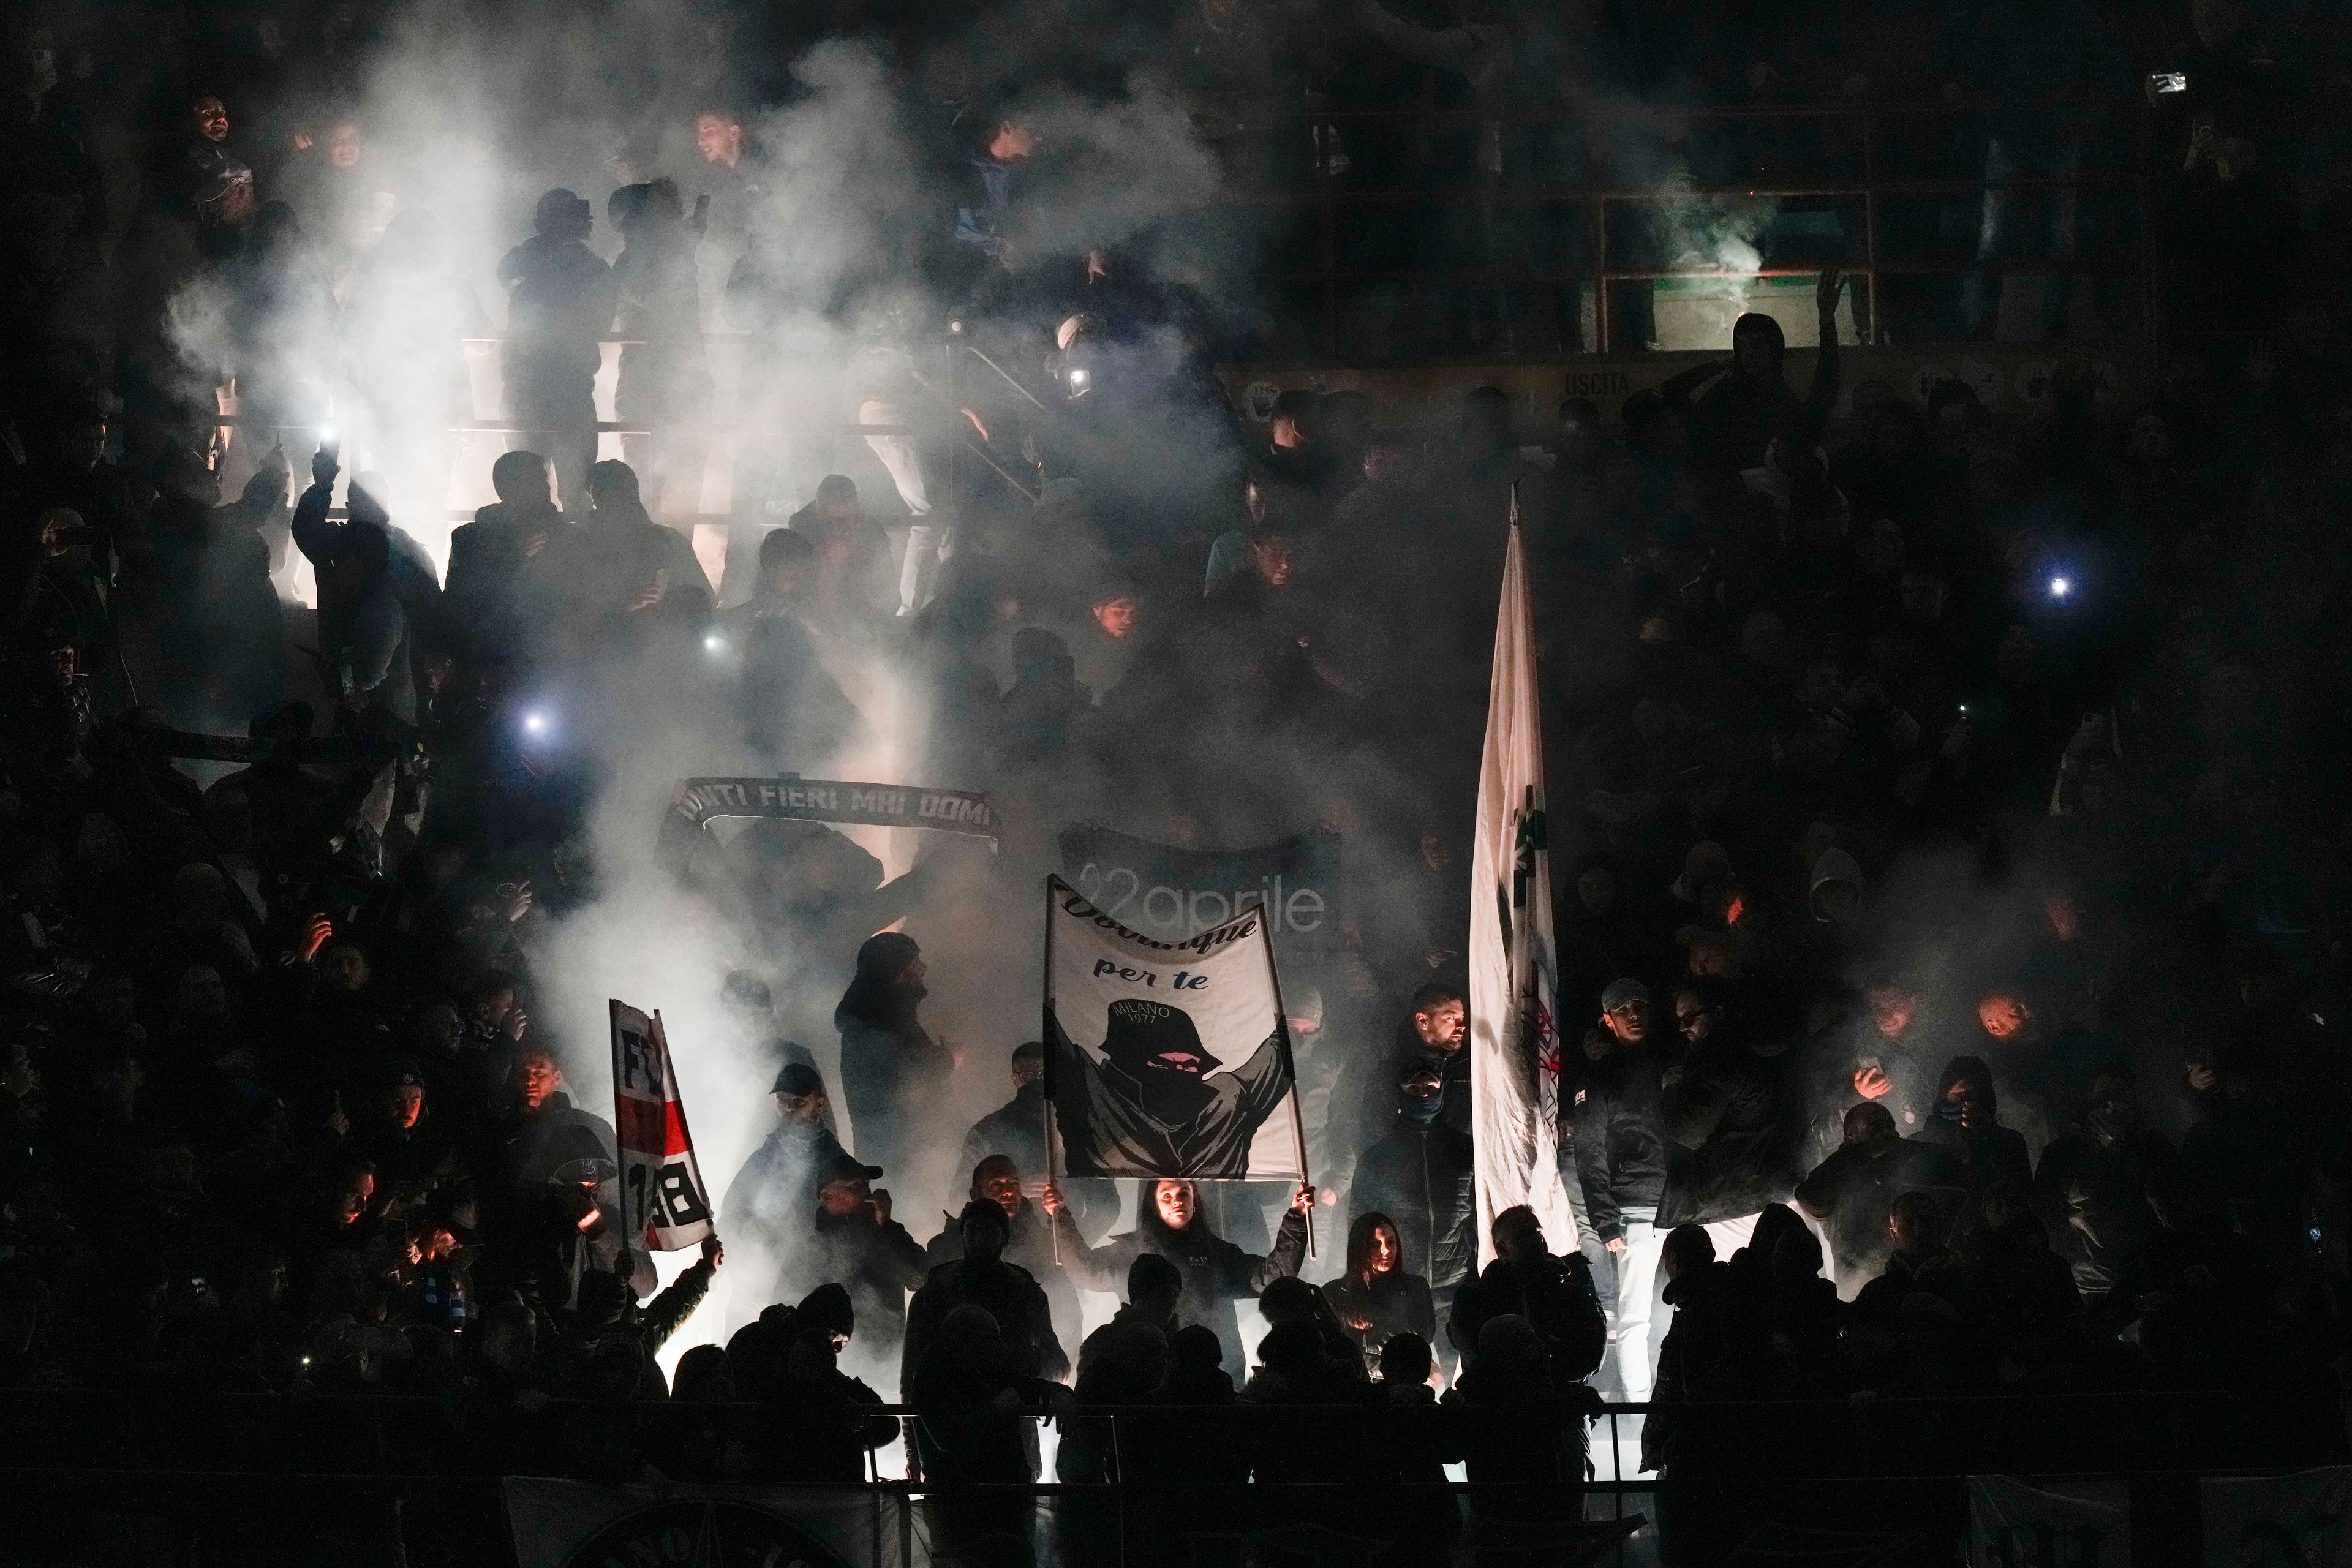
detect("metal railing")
(0, 1387), (2337, 1567)
(1225, 93), (2154, 358)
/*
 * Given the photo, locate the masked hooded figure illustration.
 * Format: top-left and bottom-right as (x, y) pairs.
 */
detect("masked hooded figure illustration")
(1049, 997), (1292, 1177)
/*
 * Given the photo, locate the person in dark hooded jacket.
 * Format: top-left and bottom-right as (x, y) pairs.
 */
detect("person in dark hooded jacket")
(290, 443), (416, 723)
(1047, 1175), (1308, 1380)
(1351, 1058), (1477, 1298)
(1660, 268), (1844, 477)
(834, 932), (952, 1207)
(1909, 1055), (2034, 1225)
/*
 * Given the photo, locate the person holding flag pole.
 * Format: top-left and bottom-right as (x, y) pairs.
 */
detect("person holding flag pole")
(1036, 877), (1317, 1375)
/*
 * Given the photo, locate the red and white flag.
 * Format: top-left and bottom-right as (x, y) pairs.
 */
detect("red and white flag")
(609, 1001), (715, 1252)
(1468, 491), (1574, 1263)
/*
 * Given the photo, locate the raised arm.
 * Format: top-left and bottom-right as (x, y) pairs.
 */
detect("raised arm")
(1801, 266), (1844, 435)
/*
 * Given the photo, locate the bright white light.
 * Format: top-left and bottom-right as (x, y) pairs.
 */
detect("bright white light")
(2049, 576), (2071, 598)
(703, 635), (724, 654)
(522, 710), (549, 736)
(1068, 368), (1089, 389)
(319, 424), (336, 443)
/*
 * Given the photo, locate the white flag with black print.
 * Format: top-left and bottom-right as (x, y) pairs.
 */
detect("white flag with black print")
(1468, 491), (1574, 1263)
(1043, 876), (1305, 1181)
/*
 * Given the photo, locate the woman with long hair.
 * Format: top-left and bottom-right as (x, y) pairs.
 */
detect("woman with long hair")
(1321, 1210), (1436, 1376)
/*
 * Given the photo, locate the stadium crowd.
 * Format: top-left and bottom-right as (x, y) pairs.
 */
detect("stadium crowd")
(0, 0), (2348, 1560)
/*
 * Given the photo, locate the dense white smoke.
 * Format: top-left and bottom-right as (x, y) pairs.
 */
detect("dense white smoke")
(192, 0), (1300, 1379)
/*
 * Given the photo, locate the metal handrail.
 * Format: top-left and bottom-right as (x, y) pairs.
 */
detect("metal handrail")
(1231, 88), (2160, 356)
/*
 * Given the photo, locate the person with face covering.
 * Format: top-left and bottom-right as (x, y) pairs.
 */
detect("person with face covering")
(1321, 1211), (1435, 1374)
(1045, 1174), (1308, 1380)
(1908, 1055), (2033, 1219)
(902, 1198), (1068, 1401)
(833, 932), (952, 1208)
(1656, 268), (1845, 478)
(720, 1062), (853, 1315)
(802, 1152), (928, 1376)
(2030, 1063), (2174, 1321)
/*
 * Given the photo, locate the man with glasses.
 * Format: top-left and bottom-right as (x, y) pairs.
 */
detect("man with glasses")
(1574, 977), (1671, 1401)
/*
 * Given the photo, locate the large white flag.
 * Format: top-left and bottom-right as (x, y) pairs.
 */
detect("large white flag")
(1469, 494), (1573, 1263)
(609, 1001), (716, 1252)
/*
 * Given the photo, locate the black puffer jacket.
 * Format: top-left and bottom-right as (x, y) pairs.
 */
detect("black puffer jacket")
(1907, 1054), (2032, 1200)
(1570, 1032), (1669, 1243)
(1657, 1031), (1790, 1226)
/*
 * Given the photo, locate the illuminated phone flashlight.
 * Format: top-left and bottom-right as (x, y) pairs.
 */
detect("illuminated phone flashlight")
(319, 424), (336, 443)
(703, 633), (726, 655)
(2048, 575), (2072, 600)
(1067, 366), (1090, 393)
(521, 707), (552, 739)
